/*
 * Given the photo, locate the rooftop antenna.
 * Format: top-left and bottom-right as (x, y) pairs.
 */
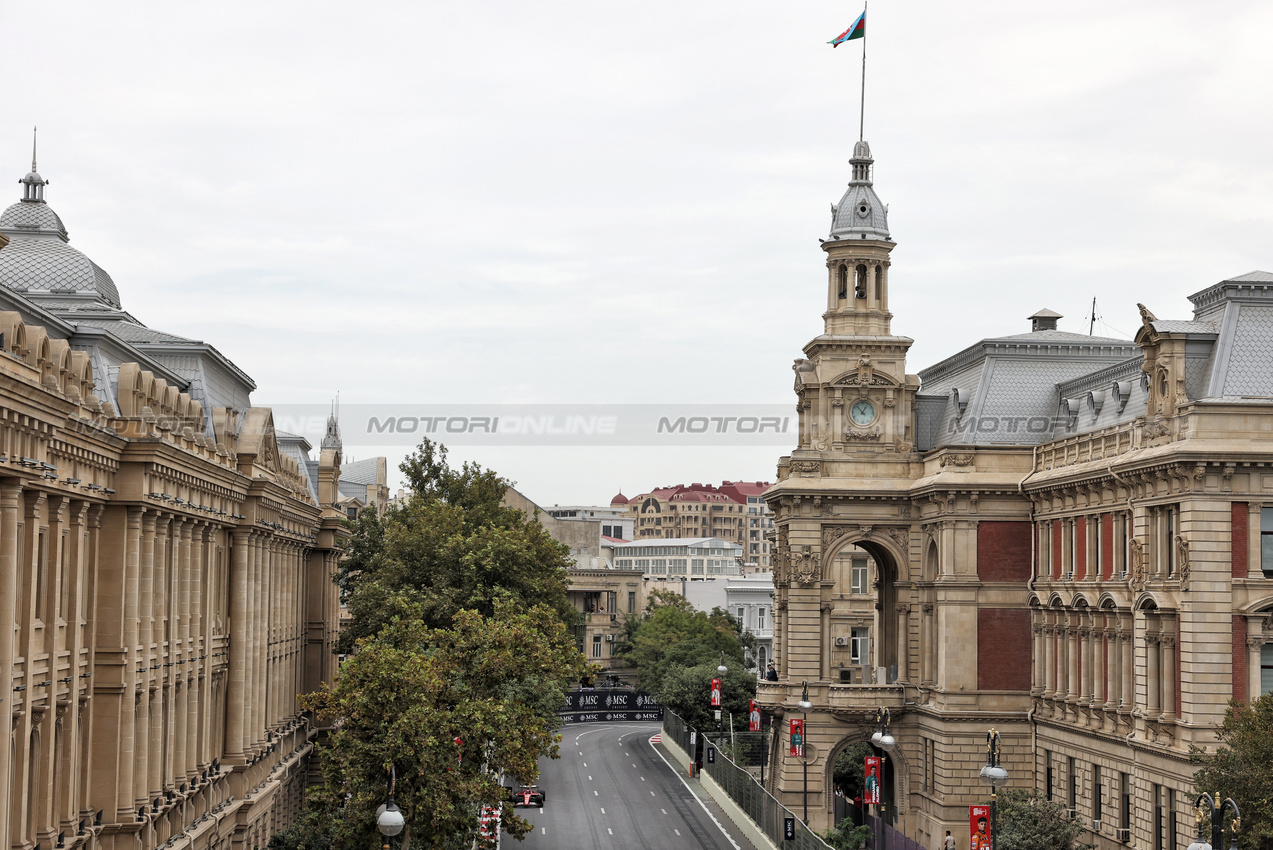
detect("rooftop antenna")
(1089, 297), (1098, 335)
(31, 125), (37, 172)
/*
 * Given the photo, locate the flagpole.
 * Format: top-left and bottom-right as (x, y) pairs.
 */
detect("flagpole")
(859, 0), (868, 141)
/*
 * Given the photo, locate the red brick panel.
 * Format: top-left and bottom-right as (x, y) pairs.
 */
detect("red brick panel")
(1233, 616), (1248, 703)
(977, 522), (1033, 582)
(1101, 513), (1114, 580)
(1052, 519), (1063, 580)
(1075, 517), (1087, 581)
(978, 609), (1032, 691)
(1232, 503), (1248, 579)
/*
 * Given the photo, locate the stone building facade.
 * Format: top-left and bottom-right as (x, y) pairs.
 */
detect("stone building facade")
(615, 481), (775, 570)
(757, 139), (1273, 849)
(0, 156), (347, 850)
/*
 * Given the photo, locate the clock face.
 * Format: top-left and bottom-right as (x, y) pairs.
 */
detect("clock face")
(850, 400), (875, 425)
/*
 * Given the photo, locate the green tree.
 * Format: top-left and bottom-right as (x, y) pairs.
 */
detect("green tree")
(1191, 694), (1273, 850)
(993, 788), (1089, 850)
(614, 590), (756, 730)
(831, 742), (875, 797)
(302, 601), (586, 850)
(336, 439), (575, 653)
(821, 820), (871, 850)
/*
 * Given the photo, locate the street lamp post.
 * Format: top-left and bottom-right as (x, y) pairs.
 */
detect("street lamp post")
(871, 708), (896, 850)
(977, 729), (1009, 850)
(718, 652), (729, 741)
(376, 766), (406, 850)
(1186, 792), (1241, 850)
(797, 681), (813, 824)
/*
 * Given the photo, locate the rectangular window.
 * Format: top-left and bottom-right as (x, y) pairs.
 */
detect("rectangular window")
(628, 591), (636, 614)
(592, 635), (602, 658)
(850, 627), (870, 664)
(1153, 784), (1163, 850)
(851, 558), (869, 595)
(1121, 772), (1132, 831)
(737, 607), (746, 626)
(1089, 516), (1101, 580)
(1068, 756), (1077, 809)
(1262, 507), (1273, 578)
(1094, 765), (1103, 823)
(1164, 507), (1176, 576)
(758, 608), (766, 630)
(1168, 788), (1177, 850)
(1045, 751), (1054, 801)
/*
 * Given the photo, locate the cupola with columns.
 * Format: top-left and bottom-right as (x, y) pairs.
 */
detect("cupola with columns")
(790, 141), (920, 456)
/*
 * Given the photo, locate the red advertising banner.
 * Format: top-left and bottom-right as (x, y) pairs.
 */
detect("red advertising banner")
(748, 699), (761, 732)
(789, 719), (804, 757)
(863, 756), (881, 805)
(710, 678), (722, 707)
(969, 805), (992, 850)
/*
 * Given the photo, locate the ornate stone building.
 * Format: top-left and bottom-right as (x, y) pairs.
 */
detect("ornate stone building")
(0, 155), (347, 850)
(758, 139), (1273, 849)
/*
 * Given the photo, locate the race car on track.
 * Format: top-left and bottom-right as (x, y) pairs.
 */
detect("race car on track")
(511, 785), (545, 807)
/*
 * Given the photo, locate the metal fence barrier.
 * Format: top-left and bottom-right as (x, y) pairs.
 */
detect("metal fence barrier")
(663, 712), (833, 850)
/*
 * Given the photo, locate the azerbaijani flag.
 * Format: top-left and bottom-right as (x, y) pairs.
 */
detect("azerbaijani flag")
(829, 11), (865, 46)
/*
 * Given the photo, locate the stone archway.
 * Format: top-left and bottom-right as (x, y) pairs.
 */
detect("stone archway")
(823, 528), (910, 681)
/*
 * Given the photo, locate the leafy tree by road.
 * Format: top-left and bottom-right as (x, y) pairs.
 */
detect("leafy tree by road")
(1191, 693), (1273, 849)
(336, 439), (575, 654)
(993, 788), (1088, 850)
(302, 601), (585, 850)
(615, 589), (756, 731)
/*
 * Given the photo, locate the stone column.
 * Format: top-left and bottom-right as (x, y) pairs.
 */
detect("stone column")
(120, 506), (143, 821)
(0, 479), (23, 846)
(1081, 626), (1094, 703)
(920, 603), (933, 684)
(1160, 634), (1176, 721)
(1043, 624), (1056, 697)
(1248, 629), (1266, 707)
(226, 529), (250, 761)
(895, 604), (909, 681)
(1094, 626), (1108, 708)
(1120, 629), (1134, 711)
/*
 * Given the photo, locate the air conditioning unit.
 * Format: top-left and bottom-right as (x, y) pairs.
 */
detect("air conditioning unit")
(1091, 819), (1102, 834)
(834, 636), (849, 647)
(605, 634), (615, 642)
(1115, 827), (1130, 843)
(1065, 808), (1078, 821)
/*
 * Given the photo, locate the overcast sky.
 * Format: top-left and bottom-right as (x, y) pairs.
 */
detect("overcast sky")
(2, 0), (1270, 505)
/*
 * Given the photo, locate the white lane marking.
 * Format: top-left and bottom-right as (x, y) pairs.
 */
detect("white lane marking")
(648, 734), (742, 850)
(541, 828), (545, 834)
(594, 790), (599, 796)
(600, 808), (605, 814)
(588, 776), (593, 781)
(650, 791), (656, 796)
(661, 808), (667, 815)
(674, 829), (681, 836)
(573, 728), (604, 744)
(607, 828), (613, 835)
(632, 763), (637, 768)
(583, 762), (587, 767)
(641, 776), (646, 781)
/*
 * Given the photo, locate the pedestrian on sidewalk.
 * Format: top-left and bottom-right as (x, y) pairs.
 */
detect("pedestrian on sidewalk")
(942, 829), (956, 850)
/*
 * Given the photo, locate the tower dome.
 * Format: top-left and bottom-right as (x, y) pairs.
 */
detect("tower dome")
(0, 144), (122, 310)
(828, 140), (890, 241)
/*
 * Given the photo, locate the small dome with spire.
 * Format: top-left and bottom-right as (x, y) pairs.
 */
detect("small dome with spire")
(610, 491), (628, 505)
(828, 139), (890, 241)
(0, 133), (122, 310)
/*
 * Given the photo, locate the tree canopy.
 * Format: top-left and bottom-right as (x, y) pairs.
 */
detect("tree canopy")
(336, 439), (575, 654)
(292, 439), (585, 849)
(1191, 694), (1273, 850)
(614, 589), (756, 731)
(993, 788), (1088, 850)
(302, 602), (584, 849)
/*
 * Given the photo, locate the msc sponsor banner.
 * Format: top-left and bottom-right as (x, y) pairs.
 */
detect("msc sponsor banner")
(560, 690), (662, 722)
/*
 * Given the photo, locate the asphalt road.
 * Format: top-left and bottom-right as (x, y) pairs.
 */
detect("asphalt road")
(509, 722), (757, 850)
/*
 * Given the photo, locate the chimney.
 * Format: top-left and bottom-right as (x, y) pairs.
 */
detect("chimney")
(1029, 308), (1062, 332)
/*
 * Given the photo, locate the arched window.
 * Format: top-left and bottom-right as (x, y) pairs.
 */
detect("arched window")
(837, 265), (848, 301)
(855, 265), (868, 299)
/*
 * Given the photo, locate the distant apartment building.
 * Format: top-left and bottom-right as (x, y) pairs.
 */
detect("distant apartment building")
(546, 502), (635, 541)
(610, 537), (744, 578)
(727, 573), (776, 677)
(612, 481), (774, 570)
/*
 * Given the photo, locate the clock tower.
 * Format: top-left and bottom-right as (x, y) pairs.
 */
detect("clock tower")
(790, 139), (919, 457)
